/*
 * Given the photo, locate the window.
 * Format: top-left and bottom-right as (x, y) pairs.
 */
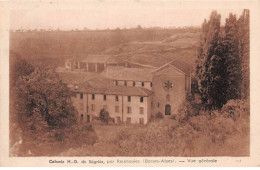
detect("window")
(91, 104), (95, 111)
(80, 93), (83, 99)
(158, 103), (160, 108)
(115, 81), (118, 86)
(139, 107), (144, 114)
(87, 115), (90, 122)
(139, 118), (144, 125)
(166, 95), (170, 101)
(104, 95), (106, 101)
(124, 81), (127, 86)
(80, 114), (83, 122)
(150, 82), (153, 87)
(126, 117), (131, 124)
(92, 94), (95, 100)
(128, 96), (131, 102)
(165, 104), (171, 115)
(142, 82), (144, 87)
(127, 107), (131, 114)
(115, 106), (119, 113)
(140, 97), (143, 103)
(79, 103), (84, 110)
(133, 81), (136, 86)
(115, 95), (119, 101)
(117, 116), (121, 123)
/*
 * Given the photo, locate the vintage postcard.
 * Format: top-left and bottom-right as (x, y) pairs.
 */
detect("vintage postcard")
(0, 0), (260, 167)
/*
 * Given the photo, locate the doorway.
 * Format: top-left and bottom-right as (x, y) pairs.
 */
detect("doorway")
(165, 104), (171, 115)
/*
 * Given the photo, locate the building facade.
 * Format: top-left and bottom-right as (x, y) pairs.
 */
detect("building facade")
(59, 56), (192, 124)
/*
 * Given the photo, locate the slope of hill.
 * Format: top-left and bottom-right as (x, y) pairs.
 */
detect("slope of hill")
(104, 31), (200, 68)
(10, 27), (201, 68)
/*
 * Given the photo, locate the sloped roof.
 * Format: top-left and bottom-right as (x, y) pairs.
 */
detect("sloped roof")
(58, 71), (98, 84)
(152, 59), (192, 75)
(101, 66), (155, 81)
(58, 70), (152, 96)
(170, 59), (192, 75)
(74, 83), (153, 97)
(66, 55), (120, 64)
(81, 55), (111, 63)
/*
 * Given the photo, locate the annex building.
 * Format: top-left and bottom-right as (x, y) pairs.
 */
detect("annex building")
(58, 55), (192, 125)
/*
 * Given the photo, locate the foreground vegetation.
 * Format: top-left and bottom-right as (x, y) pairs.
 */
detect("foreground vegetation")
(59, 99), (249, 157)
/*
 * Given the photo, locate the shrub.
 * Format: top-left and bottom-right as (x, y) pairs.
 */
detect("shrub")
(155, 112), (164, 119)
(99, 109), (110, 124)
(221, 99), (250, 120)
(176, 94), (200, 123)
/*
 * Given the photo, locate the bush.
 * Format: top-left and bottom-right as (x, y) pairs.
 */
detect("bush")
(155, 112), (164, 119)
(176, 94), (200, 123)
(99, 109), (110, 124)
(221, 99), (250, 120)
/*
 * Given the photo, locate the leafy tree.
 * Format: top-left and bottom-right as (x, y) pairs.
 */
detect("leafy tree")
(10, 58), (79, 155)
(99, 109), (110, 124)
(15, 66), (78, 128)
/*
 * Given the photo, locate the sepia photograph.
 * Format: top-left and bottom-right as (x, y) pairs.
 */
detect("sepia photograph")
(0, 1), (258, 166)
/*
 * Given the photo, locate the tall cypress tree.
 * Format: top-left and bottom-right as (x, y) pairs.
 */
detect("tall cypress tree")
(196, 11), (227, 109)
(224, 13), (242, 100)
(196, 10), (248, 110)
(237, 10), (250, 99)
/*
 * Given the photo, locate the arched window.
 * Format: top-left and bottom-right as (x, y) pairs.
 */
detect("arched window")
(165, 105), (171, 115)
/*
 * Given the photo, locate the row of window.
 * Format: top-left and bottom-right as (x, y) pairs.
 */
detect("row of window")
(89, 104), (144, 114)
(115, 81), (152, 87)
(80, 114), (144, 124)
(80, 93), (144, 103)
(126, 117), (144, 124)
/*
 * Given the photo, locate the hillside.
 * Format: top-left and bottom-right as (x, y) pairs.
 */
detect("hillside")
(105, 31), (200, 67)
(10, 27), (200, 68)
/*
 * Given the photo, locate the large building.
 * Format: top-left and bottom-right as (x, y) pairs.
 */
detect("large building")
(59, 56), (192, 125)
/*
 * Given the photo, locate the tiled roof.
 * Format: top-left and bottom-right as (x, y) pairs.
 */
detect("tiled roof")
(152, 59), (192, 75)
(81, 55), (111, 63)
(101, 66), (155, 81)
(66, 55), (120, 64)
(74, 83), (153, 97)
(58, 70), (152, 96)
(58, 71), (98, 84)
(170, 60), (192, 75)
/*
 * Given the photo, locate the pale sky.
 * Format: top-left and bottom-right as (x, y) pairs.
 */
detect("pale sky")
(10, 1), (245, 30)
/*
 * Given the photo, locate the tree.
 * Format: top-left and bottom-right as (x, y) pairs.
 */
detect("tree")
(196, 10), (249, 110)
(15, 66), (78, 128)
(99, 109), (110, 124)
(237, 10), (250, 99)
(224, 13), (242, 100)
(196, 11), (227, 109)
(10, 60), (79, 155)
